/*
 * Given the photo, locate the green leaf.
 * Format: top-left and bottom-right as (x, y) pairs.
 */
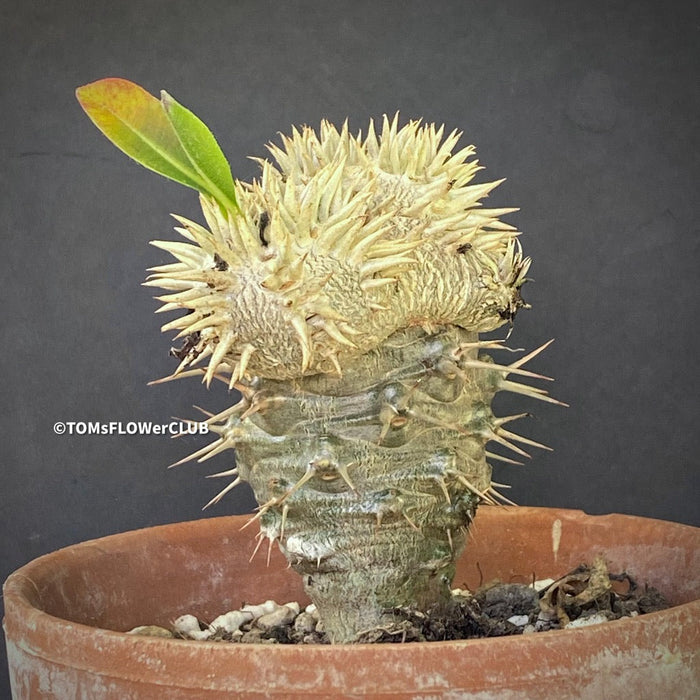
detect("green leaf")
(161, 91), (238, 213)
(75, 78), (238, 213)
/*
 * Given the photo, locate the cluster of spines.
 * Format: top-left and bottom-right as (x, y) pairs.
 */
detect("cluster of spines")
(145, 115), (530, 385)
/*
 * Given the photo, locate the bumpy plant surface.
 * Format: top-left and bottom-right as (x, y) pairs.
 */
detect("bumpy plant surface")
(78, 79), (563, 643)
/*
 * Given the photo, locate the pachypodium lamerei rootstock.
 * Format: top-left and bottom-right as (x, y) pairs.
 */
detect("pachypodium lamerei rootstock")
(77, 78), (564, 643)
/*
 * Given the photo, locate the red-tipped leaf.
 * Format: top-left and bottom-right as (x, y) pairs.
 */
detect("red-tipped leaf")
(76, 78), (238, 213)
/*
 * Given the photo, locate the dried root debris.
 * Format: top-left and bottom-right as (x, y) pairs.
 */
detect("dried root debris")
(127, 558), (668, 644)
(535, 555), (669, 631)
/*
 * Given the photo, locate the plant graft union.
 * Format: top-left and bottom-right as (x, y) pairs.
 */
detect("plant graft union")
(77, 79), (563, 643)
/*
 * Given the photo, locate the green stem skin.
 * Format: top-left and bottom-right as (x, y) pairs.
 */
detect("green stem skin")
(226, 326), (499, 643)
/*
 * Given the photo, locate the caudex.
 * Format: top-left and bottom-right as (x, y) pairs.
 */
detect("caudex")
(77, 78), (565, 643)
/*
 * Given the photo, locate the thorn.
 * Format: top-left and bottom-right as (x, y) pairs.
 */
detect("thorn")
(148, 368), (206, 386)
(249, 531), (266, 563)
(446, 528), (454, 552)
(280, 503), (289, 542)
(157, 306), (193, 322)
(172, 353), (195, 377)
(187, 346), (212, 369)
(500, 380), (569, 407)
(508, 339), (555, 371)
(196, 437), (236, 463)
(277, 464), (316, 505)
(320, 319), (357, 347)
(447, 470), (495, 505)
(226, 371), (239, 393)
(239, 402), (264, 421)
(338, 322), (362, 337)
(192, 405), (215, 418)
(493, 413), (531, 428)
(303, 300), (349, 323)
(402, 510), (421, 532)
(436, 477), (452, 505)
(336, 462), (358, 494)
(485, 450), (524, 466)
(146, 261), (189, 274)
(360, 277), (396, 291)
(291, 316), (312, 372)
(360, 254), (416, 277)
(461, 358), (553, 382)
(489, 431), (532, 459)
(234, 344), (256, 385)
(168, 439), (223, 468)
(378, 403), (398, 443)
(456, 339), (524, 355)
(240, 396), (284, 420)
(240, 498), (278, 531)
(202, 477), (242, 510)
(266, 536), (275, 567)
(498, 427), (553, 452)
(326, 351), (343, 376)
(150, 239), (203, 265)
(232, 379), (258, 398)
(206, 467), (239, 479)
(204, 331), (235, 387)
(487, 486), (518, 507)
(204, 401), (248, 425)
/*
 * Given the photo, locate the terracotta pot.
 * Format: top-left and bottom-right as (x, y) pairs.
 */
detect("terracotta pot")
(3, 507), (699, 699)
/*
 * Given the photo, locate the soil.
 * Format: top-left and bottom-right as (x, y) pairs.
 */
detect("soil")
(127, 556), (668, 645)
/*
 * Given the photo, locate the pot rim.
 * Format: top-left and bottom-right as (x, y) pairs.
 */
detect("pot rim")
(4, 507), (699, 695)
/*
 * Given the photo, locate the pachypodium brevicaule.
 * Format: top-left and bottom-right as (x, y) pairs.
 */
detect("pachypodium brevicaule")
(77, 78), (564, 643)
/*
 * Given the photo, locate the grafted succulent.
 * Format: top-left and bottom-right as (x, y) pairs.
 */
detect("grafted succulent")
(77, 79), (562, 643)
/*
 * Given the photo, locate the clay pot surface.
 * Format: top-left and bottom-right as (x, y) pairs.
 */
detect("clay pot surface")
(4, 507), (699, 699)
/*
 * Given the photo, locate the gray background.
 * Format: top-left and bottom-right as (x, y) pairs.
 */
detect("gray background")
(1, 0), (698, 693)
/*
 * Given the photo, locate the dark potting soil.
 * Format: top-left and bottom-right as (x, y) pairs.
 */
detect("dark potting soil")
(356, 557), (669, 644)
(132, 556), (668, 645)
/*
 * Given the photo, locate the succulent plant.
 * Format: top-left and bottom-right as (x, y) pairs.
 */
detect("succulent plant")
(77, 78), (563, 643)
